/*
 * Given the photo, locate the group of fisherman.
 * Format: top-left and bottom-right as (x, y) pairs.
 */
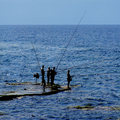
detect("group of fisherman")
(33, 65), (72, 89)
(41, 65), (57, 87)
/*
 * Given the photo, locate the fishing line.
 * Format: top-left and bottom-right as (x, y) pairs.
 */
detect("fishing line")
(72, 72), (120, 78)
(56, 12), (86, 71)
(31, 42), (41, 71)
(57, 57), (116, 73)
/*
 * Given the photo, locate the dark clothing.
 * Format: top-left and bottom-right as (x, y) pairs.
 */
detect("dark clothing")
(43, 79), (46, 89)
(41, 68), (45, 77)
(33, 73), (39, 84)
(33, 73), (39, 79)
(51, 69), (57, 85)
(41, 67), (45, 86)
(47, 68), (51, 84)
(67, 72), (72, 88)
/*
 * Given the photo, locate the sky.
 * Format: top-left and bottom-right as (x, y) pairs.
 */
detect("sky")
(0, 0), (120, 25)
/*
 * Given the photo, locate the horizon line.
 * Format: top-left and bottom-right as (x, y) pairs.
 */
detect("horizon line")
(0, 24), (120, 26)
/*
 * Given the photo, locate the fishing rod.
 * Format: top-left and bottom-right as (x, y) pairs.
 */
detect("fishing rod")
(18, 43), (41, 84)
(71, 72), (120, 78)
(57, 57), (115, 73)
(57, 64), (88, 73)
(31, 42), (41, 71)
(56, 12), (86, 71)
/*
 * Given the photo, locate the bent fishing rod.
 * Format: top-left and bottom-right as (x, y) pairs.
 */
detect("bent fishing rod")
(56, 12), (86, 71)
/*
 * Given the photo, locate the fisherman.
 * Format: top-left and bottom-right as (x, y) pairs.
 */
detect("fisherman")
(33, 73), (39, 84)
(47, 67), (51, 85)
(51, 67), (57, 86)
(41, 65), (46, 87)
(67, 70), (72, 88)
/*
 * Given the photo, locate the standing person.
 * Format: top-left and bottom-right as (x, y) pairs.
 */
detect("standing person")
(47, 67), (51, 85)
(50, 68), (52, 84)
(41, 65), (46, 87)
(67, 70), (72, 88)
(51, 67), (57, 86)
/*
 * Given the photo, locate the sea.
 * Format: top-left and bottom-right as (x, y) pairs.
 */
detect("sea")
(0, 25), (120, 120)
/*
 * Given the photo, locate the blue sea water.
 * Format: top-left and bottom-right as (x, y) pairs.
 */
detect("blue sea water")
(0, 25), (120, 120)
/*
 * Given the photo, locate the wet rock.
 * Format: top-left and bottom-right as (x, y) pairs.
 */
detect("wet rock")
(32, 114), (35, 117)
(0, 111), (6, 116)
(0, 85), (71, 101)
(110, 107), (120, 111)
(68, 105), (120, 111)
(68, 104), (94, 110)
(6, 82), (33, 85)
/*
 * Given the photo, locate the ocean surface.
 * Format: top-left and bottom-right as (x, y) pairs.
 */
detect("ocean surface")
(0, 25), (120, 120)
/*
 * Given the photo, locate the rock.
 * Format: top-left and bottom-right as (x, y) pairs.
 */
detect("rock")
(68, 105), (120, 111)
(68, 104), (94, 110)
(0, 111), (6, 116)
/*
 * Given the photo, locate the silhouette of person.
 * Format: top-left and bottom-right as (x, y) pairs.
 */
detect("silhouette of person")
(41, 65), (46, 87)
(67, 70), (72, 88)
(47, 67), (51, 85)
(33, 73), (39, 84)
(51, 67), (57, 86)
